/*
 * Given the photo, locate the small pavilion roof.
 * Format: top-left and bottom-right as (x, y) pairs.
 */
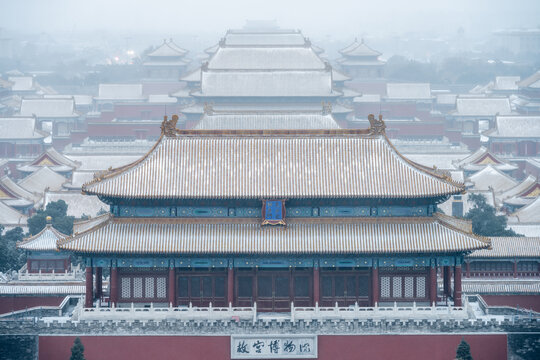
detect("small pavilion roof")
(8, 76), (35, 91)
(83, 118), (464, 200)
(58, 213), (488, 255)
(339, 38), (381, 57)
(455, 146), (518, 172)
(468, 165), (518, 193)
(18, 148), (79, 173)
(468, 236), (540, 258)
(147, 39), (188, 57)
(17, 223), (68, 251)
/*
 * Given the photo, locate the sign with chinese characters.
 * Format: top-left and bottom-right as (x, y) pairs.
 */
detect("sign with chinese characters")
(231, 335), (317, 359)
(262, 200), (286, 225)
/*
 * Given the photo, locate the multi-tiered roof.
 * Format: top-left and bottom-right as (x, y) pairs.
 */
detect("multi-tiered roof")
(57, 116), (489, 255)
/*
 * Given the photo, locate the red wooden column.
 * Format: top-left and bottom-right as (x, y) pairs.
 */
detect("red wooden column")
(453, 265), (462, 306)
(168, 266), (176, 307)
(110, 266), (118, 306)
(429, 265), (437, 305)
(95, 267), (103, 299)
(513, 260), (518, 278)
(443, 266), (451, 297)
(85, 265), (93, 308)
(227, 266), (234, 306)
(371, 266), (379, 306)
(313, 265), (320, 306)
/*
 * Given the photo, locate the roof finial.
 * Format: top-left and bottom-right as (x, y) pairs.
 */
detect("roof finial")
(161, 115), (179, 137)
(46, 216), (52, 225)
(368, 114), (386, 135)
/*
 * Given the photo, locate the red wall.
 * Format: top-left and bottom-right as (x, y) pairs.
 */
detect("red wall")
(482, 294), (540, 312)
(39, 334), (507, 360)
(0, 296), (64, 314)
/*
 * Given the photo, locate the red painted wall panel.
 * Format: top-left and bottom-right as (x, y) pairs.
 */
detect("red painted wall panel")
(39, 334), (507, 360)
(482, 294), (540, 312)
(0, 296), (64, 314)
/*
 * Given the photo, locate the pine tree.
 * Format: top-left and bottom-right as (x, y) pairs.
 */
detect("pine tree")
(70, 337), (85, 360)
(456, 338), (473, 360)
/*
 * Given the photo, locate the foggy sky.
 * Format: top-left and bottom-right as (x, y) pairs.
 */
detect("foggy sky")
(1, 0), (539, 38)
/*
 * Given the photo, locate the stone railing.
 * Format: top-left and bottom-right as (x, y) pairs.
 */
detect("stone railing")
(75, 302), (257, 322)
(73, 300), (470, 324)
(290, 301), (469, 322)
(17, 265), (83, 281)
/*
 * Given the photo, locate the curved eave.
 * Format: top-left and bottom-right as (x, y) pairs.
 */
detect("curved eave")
(58, 216), (489, 255)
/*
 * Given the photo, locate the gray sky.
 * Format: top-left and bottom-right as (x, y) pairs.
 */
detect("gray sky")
(1, 0), (539, 37)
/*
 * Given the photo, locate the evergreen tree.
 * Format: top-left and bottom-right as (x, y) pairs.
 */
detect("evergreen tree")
(0, 226), (25, 272)
(456, 338), (473, 360)
(27, 200), (74, 236)
(70, 337), (85, 360)
(465, 193), (520, 237)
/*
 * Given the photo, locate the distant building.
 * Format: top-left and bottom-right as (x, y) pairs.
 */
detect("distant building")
(143, 39), (190, 81)
(17, 218), (70, 273)
(515, 71), (540, 114)
(493, 28), (540, 55)
(0, 117), (47, 157)
(484, 115), (540, 157)
(336, 38), (385, 79)
(177, 28), (351, 125)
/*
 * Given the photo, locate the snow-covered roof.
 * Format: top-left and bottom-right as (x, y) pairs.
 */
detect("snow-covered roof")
(339, 38), (381, 57)
(405, 153), (465, 170)
(485, 115), (540, 138)
(19, 98), (77, 118)
(386, 83), (432, 100)
(208, 47), (326, 70)
(17, 223), (67, 251)
(0, 175), (41, 203)
(18, 167), (66, 194)
(455, 97), (512, 116)
(0, 117), (47, 140)
(224, 31), (306, 46)
(332, 68), (351, 82)
(8, 76), (34, 91)
(194, 112), (340, 130)
(353, 94), (381, 103)
(455, 146), (517, 172)
(148, 94), (177, 103)
(518, 71), (540, 88)
(468, 165), (518, 193)
(197, 70), (335, 97)
(18, 148), (79, 173)
(63, 171), (95, 190)
(96, 84), (145, 101)
(494, 76), (520, 91)
(43, 191), (109, 218)
(179, 68), (201, 83)
(500, 175), (539, 201)
(66, 155), (141, 171)
(0, 202), (27, 227)
(147, 39), (188, 57)
(509, 196), (540, 223)
(436, 94), (457, 105)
